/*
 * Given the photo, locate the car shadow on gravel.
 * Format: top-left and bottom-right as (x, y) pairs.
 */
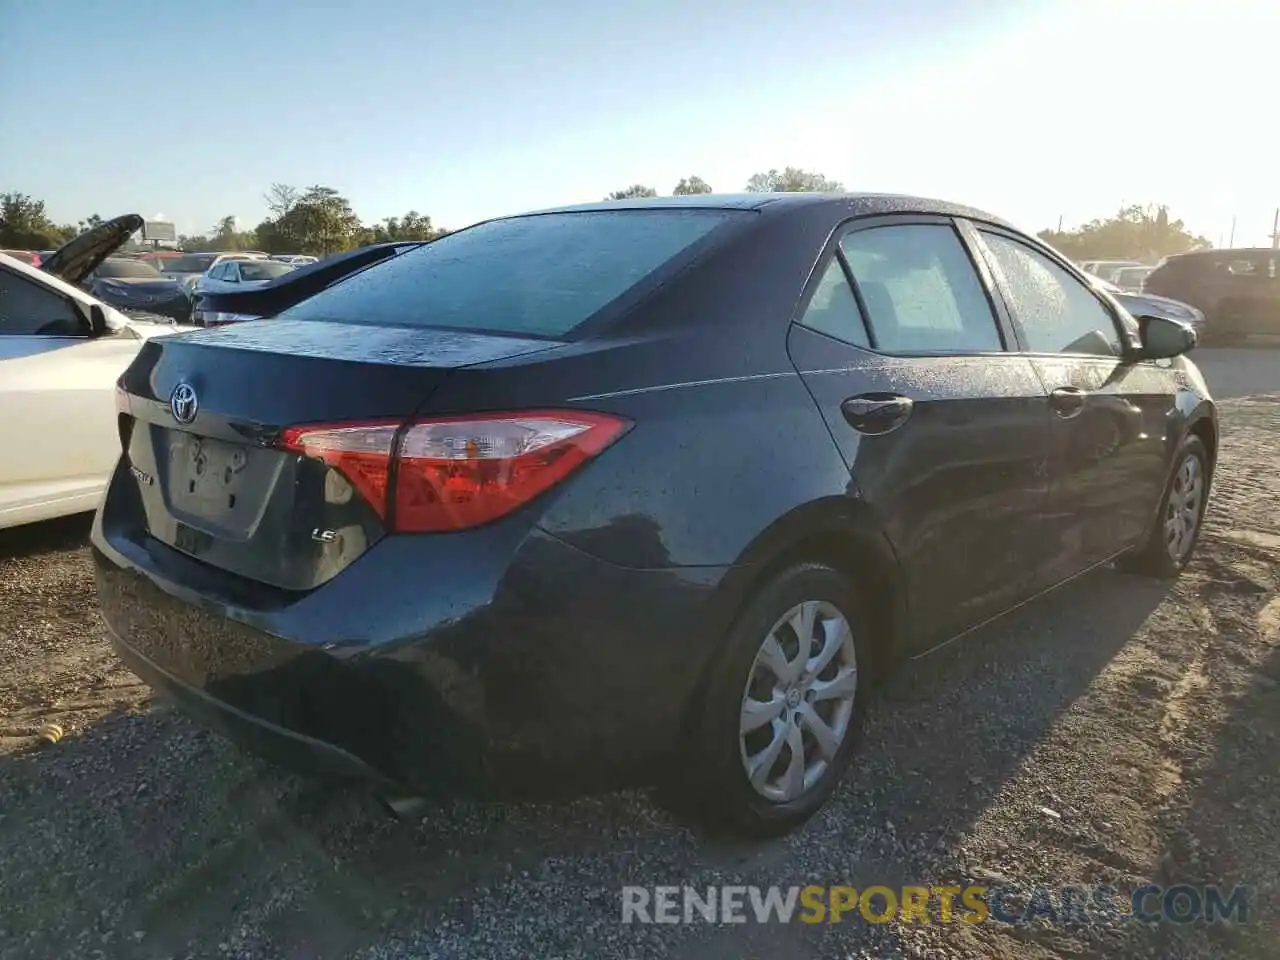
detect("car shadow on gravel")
(1152, 567), (1280, 960)
(0, 512), (92, 561)
(0, 567), (1171, 960)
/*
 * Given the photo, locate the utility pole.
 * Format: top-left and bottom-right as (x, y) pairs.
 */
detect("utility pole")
(1271, 207), (1279, 249)
(1228, 215), (1236, 248)
(1057, 214), (1063, 233)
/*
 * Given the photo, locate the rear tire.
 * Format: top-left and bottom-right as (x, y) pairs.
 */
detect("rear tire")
(1118, 435), (1209, 579)
(684, 562), (871, 838)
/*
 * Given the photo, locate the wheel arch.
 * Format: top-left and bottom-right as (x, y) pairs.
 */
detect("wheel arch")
(1186, 409), (1217, 467)
(701, 497), (906, 683)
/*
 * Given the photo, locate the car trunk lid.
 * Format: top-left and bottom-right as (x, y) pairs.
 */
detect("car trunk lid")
(116, 319), (559, 591)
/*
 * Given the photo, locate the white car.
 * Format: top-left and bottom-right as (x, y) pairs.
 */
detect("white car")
(1080, 259), (1143, 283)
(159, 252), (266, 295)
(192, 258), (295, 296)
(269, 254), (318, 266)
(0, 215), (195, 531)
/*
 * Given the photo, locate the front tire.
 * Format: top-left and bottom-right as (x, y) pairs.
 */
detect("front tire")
(686, 562), (871, 837)
(1119, 435), (1210, 578)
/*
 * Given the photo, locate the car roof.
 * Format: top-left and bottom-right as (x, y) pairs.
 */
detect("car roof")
(513, 192), (1017, 228)
(1166, 247), (1273, 260)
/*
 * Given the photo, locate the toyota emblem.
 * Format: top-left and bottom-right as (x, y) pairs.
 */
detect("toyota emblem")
(170, 383), (199, 424)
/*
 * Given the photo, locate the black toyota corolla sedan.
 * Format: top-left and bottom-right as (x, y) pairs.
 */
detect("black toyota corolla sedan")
(93, 193), (1216, 836)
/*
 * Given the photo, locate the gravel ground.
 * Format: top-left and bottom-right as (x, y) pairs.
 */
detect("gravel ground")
(3, 389), (1280, 960)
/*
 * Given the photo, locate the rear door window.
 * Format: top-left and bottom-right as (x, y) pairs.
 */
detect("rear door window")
(278, 209), (746, 338)
(838, 224), (1004, 353)
(797, 257), (870, 347)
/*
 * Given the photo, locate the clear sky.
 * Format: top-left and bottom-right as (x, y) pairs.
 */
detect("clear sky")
(2, 0), (1276, 244)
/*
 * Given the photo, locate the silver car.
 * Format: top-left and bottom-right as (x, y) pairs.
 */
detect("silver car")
(160, 252), (267, 295)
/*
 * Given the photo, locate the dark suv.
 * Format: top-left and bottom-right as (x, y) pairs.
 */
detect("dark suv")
(1144, 248), (1280, 343)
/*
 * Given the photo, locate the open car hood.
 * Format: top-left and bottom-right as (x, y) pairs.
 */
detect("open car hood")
(40, 214), (144, 285)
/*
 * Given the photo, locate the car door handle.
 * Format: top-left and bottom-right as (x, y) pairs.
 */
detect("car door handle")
(1049, 386), (1088, 419)
(841, 394), (914, 435)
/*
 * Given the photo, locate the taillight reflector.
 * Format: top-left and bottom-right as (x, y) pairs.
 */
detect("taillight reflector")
(278, 410), (630, 533)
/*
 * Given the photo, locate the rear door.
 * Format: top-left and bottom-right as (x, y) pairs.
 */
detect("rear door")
(970, 225), (1173, 582)
(1223, 253), (1279, 330)
(786, 215), (1053, 649)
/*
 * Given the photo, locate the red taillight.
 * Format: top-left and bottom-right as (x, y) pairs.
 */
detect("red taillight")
(278, 410), (631, 533)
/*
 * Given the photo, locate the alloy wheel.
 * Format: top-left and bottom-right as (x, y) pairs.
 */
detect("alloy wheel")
(1165, 453), (1205, 562)
(738, 600), (858, 803)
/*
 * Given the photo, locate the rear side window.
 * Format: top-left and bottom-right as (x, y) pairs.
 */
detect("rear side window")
(838, 224), (1003, 353)
(797, 258), (869, 347)
(279, 210), (745, 338)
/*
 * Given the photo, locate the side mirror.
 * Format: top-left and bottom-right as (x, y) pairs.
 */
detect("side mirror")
(88, 304), (109, 337)
(1134, 314), (1197, 359)
(73, 299), (110, 337)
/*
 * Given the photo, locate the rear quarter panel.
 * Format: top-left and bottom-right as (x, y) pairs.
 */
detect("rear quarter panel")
(416, 202), (861, 570)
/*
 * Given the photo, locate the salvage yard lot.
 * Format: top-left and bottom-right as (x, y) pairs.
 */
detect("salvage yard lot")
(2, 349), (1279, 960)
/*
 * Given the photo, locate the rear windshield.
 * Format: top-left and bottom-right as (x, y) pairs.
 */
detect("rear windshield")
(240, 261), (294, 281)
(278, 209), (745, 337)
(163, 255), (216, 273)
(95, 258), (165, 279)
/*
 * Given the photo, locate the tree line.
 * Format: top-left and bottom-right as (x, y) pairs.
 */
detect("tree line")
(2, 177), (1213, 263)
(1037, 204), (1211, 263)
(0, 168), (843, 256)
(0, 185), (448, 257)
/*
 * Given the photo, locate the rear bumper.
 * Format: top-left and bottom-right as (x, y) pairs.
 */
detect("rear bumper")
(92, 478), (734, 796)
(107, 623), (388, 785)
